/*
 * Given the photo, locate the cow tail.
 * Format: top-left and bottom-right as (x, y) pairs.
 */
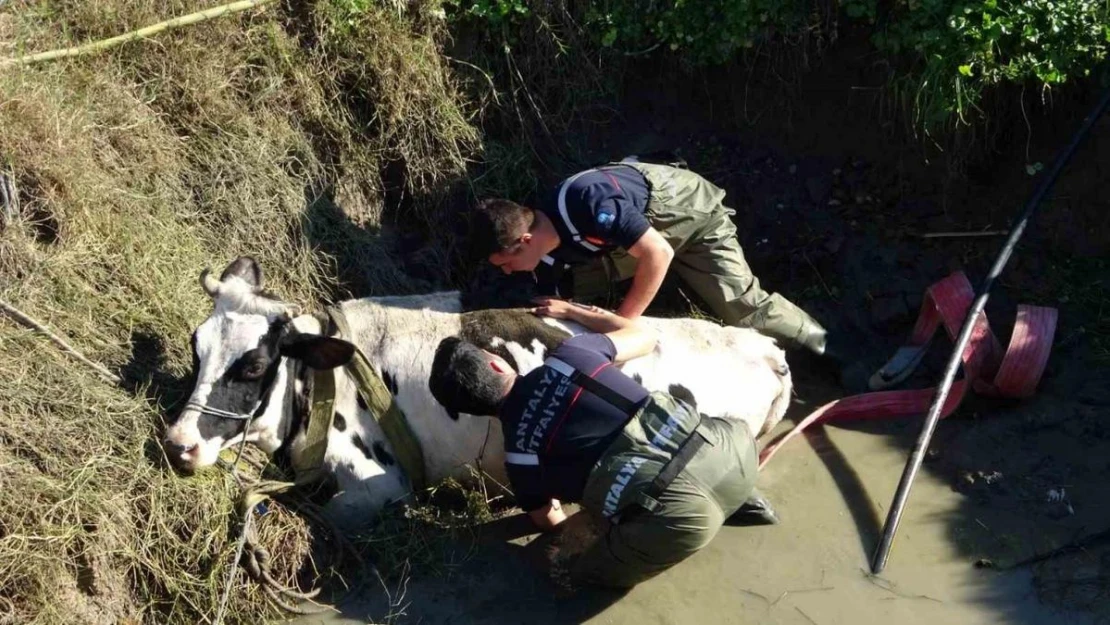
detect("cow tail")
(759, 348), (793, 438)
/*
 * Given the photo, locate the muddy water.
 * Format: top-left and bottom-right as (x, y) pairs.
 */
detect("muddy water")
(293, 418), (1092, 625)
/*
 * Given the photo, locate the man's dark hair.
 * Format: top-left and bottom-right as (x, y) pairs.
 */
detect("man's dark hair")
(470, 198), (534, 259)
(428, 337), (507, 417)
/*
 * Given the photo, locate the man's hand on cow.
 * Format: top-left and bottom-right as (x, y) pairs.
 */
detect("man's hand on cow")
(531, 297), (597, 319)
(530, 298), (653, 359)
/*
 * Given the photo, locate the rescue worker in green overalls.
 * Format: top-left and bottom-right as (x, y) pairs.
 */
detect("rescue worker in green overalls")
(428, 298), (773, 588)
(471, 156), (860, 387)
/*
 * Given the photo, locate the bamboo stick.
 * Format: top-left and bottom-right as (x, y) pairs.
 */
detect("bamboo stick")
(0, 300), (121, 384)
(0, 0), (278, 68)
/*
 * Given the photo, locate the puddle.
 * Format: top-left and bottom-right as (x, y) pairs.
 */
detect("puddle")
(291, 411), (1096, 625)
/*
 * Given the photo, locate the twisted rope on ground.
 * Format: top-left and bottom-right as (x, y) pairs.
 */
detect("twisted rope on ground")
(214, 459), (373, 621)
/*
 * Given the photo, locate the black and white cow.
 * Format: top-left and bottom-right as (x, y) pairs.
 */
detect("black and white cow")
(164, 257), (793, 526)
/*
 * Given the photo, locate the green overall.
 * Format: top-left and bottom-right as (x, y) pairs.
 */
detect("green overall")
(574, 391), (758, 588)
(571, 161), (827, 353)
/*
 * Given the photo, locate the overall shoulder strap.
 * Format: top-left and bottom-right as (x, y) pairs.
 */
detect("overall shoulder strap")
(326, 306), (428, 491)
(544, 356), (640, 415)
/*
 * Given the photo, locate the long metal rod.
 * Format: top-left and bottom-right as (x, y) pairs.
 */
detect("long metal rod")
(870, 85), (1110, 575)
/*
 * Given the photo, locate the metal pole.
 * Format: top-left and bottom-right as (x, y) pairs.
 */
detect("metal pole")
(870, 85), (1110, 575)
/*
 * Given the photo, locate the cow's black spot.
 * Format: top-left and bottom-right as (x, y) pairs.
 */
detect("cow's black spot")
(632, 373), (643, 385)
(199, 318), (289, 445)
(356, 393), (369, 411)
(195, 317), (293, 444)
(274, 362), (312, 462)
(197, 412), (244, 442)
(668, 383), (698, 409)
(189, 331), (200, 385)
(292, 361), (313, 427)
(443, 406), (460, 421)
(458, 309), (570, 367)
(351, 434), (373, 460)
(381, 369), (399, 395)
(333, 412), (347, 432)
(223, 319), (287, 383)
(372, 441), (395, 466)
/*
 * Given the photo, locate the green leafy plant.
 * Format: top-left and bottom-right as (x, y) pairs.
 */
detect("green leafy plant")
(583, 0), (810, 64)
(444, 0), (531, 31)
(844, 0), (1110, 128)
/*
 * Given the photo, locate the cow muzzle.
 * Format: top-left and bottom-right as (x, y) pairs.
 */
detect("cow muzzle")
(163, 405), (236, 473)
(163, 439), (199, 474)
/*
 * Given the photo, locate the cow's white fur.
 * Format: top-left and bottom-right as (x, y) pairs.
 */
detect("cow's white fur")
(165, 263), (793, 527)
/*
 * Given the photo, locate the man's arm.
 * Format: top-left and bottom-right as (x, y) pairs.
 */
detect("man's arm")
(531, 298), (658, 363)
(528, 499), (568, 530)
(615, 228), (674, 320)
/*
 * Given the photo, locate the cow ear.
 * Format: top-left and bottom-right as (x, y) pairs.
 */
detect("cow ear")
(220, 256), (263, 289)
(280, 335), (355, 370)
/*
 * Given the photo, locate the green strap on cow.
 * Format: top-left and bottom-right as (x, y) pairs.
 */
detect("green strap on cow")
(325, 306), (428, 492)
(292, 366), (336, 482)
(288, 306), (427, 492)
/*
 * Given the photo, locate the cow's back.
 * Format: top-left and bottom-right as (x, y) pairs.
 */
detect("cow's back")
(458, 310), (792, 438)
(336, 300), (791, 500)
(618, 317), (792, 437)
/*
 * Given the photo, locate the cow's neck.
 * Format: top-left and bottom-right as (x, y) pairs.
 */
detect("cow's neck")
(285, 311), (414, 512)
(271, 356), (310, 461)
(267, 314), (327, 464)
(242, 355), (302, 457)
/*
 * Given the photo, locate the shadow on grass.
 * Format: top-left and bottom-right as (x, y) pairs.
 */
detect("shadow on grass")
(300, 184), (433, 303)
(118, 329), (193, 468)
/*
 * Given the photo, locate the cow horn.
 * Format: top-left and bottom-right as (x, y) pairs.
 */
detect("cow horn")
(200, 269), (222, 298)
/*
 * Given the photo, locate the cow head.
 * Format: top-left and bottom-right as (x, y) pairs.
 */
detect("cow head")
(163, 257), (353, 473)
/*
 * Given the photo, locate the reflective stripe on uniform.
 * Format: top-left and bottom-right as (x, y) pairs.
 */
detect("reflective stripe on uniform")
(557, 169), (602, 252)
(505, 452), (540, 466)
(543, 357), (576, 378)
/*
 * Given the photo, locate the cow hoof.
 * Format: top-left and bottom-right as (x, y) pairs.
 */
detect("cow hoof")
(727, 490), (780, 526)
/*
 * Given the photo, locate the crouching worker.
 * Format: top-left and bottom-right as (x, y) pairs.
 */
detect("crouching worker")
(472, 157), (866, 391)
(428, 298), (773, 589)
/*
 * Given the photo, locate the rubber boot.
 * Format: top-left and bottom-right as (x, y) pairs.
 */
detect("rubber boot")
(820, 330), (872, 394)
(726, 488), (780, 526)
(798, 322), (871, 395)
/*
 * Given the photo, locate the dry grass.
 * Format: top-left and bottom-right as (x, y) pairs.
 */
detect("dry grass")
(446, 1), (619, 197)
(0, 0), (482, 622)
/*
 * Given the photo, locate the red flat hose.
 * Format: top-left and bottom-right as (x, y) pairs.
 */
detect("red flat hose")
(757, 85), (1110, 574)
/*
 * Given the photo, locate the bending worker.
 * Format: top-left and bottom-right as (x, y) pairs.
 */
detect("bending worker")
(428, 298), (772, 588)
(471, 156), (860, 387)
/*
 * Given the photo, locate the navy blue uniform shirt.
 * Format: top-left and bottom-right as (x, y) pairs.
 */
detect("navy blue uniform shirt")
(537, 165), (652, 266)
(499, 333), (650, 512)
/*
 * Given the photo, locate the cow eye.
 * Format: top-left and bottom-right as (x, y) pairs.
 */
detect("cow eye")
(239, 359), (269, 381)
